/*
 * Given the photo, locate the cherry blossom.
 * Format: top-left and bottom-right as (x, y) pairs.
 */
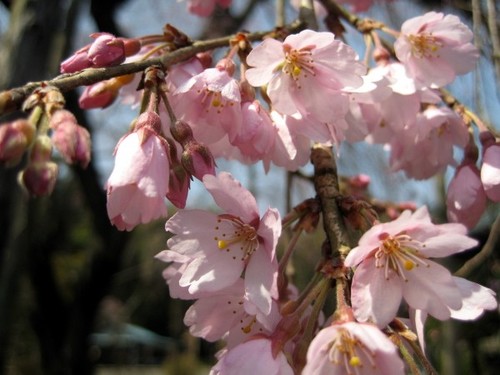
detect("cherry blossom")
(481, 142), (500, 202)
(389, 106), (469, 179)
(164, 172), (281, 315)
(246, 30), (365, 124)
(210, 337), (293, 375)
(106, 112), (170, 231)
(394, 11), (479, 87)
(345, 206), (484, 328)
(446, 163), (487, 229)
(172, 64), (242, 144)
(181, 278), (282, 346)
(302, 322), (404, 375)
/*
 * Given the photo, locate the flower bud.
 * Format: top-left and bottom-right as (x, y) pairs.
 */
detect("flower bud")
(167, 163), (191, 208)
(181, 141), (215, 180)
(51, 118), (91, 168)
(88, 33), (125, 67)
(60, 50), (92, 73)
(134, 111), (163, 135)
(79, 79), (120, 109)
(20, 160), (58, 196)
(121, 38), (142, 57)
(446, 163), (487, 229)
(171, 120), (194, 145)
(0, 119), (35, 165)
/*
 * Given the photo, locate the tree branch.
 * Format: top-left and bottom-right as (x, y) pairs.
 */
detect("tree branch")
(311, 143), (350, 260)
(0, 22), (303, 117)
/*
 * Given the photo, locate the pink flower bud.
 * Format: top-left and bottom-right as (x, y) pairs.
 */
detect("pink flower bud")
(60, 50), (93, 73)
(79, 80), (119, 109)
(167, 164), (191, 209)
(49, 109), (78, 129)
(87, 33), (125, 67)
(134, 111), (162, 135)
(20, 160), (58, 197)
(171, 120), (194, 145)
(446, 163), (487, 229)
(0, 119), (35, 165)
(181, 141), (216, 180)
(481, 143), (500, 202)
(121, 38), (141, 57)
(51, 121), (91, 168)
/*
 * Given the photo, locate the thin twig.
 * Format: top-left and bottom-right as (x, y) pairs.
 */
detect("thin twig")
(455, 215), (500, 278)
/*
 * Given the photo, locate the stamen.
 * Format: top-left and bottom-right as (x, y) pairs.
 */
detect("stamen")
(374, 233), (429, 280)
(407, 33), (442, 58)
(281, 44), (316, 82)
(214, 214), (259, 261)
(329, 328), (376, 373)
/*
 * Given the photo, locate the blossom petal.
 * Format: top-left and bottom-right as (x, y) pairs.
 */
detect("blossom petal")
(351, 257), (403, 328)
(449, 277), (497, 320)
(203, 172), (259, 223)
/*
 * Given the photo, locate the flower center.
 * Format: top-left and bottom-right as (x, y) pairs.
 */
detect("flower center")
(278, 44), (315, 86)
(407, 33), (442, 59)
(197, 88), (235, 113)
(214, 214), (259, 262)
(329, 328), (376, 373)
(375, 232), (429, 281)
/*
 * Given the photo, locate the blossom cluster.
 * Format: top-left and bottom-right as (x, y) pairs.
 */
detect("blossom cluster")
(0, 3), (498, 374)
(98, 10), (493, 231)
(156, 172), (496, 374)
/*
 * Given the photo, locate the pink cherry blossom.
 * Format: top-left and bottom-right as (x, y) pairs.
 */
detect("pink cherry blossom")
(302, 322), (404, 375)
(106, 112), (170, 231)
(389, 106), (469, 179)
(446, 163), (487, 229)
(172, 66), (242, 144)
(210, 337), (293, 375)
(345, 206), (479, 328)
(481, 143), (500, 202)
(362, 62), (440, 145)
(264, 111), (311, 172)
(232, 101), (277, 163)
(246, 30), (365, 124)
(394, 11), (479, 87)
(164, 172), (281, 315)
(182, 278), (282, 345)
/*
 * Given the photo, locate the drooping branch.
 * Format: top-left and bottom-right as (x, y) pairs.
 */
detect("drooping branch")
(0, 21), (303, 117)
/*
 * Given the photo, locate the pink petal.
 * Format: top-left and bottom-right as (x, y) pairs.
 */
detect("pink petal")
(203, 172), (259, 223)
(351, 257), (403, 328)
(245, 249), (278, 315)
(449, 277), (497, 320)
(403, 261), (461, 320)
